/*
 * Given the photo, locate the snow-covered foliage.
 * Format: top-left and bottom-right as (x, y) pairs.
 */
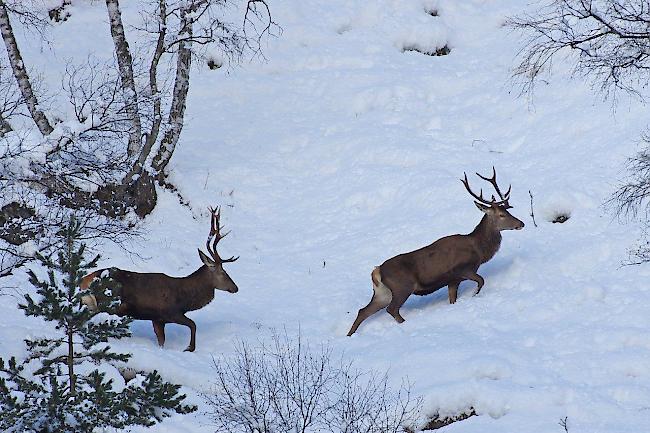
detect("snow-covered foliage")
(0, 219), (195, 432)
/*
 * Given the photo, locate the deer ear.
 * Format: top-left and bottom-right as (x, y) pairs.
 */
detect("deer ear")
(198, 249), (215, 267)
(474, 201), (491, 213)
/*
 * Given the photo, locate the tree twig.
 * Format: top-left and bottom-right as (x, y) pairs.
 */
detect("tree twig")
(559, 416), (569, 433)
(529, 190), (538, 227)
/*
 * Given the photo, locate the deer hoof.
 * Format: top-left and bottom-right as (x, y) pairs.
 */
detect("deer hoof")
(184, 346), (195, 352)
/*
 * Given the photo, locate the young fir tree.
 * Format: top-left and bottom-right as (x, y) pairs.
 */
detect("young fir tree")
(0, 218), (196, 432)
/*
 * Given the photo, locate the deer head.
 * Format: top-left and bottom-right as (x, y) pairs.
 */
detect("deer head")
(461, 167), (524, 231)
(198, 206), (239, 293)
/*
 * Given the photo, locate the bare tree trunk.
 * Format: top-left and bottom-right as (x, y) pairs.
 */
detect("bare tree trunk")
(0, 0), (53, 136)
(105, 0), (142, 157)
(67, 321), (76, 395)
(152, 5), (192, 175)
(131, 0), (166, 177)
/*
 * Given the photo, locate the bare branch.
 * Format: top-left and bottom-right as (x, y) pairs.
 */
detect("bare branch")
(559, 416), (569, 433)
(606, 132), (650, 264)
(204, 330), (422, 433)
(607, 132), (650, 219)
(244, 0), (278, 57)
(507, 0), (650, 99)
(529, 190), (538, 227)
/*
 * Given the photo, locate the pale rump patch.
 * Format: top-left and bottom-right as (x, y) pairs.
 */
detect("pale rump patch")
(80, 270), (102, 289)
(371, 267), (392, 305)
(346, 267), (395, 336)
(81, 294), (98, 312)
(80, 270), (103, 312)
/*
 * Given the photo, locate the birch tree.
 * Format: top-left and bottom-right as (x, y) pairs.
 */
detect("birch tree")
(0, 0), (52, 135)
(105, 0), (143, 157)
(111, 0), (276, 177)
(0, 0), (276, 277)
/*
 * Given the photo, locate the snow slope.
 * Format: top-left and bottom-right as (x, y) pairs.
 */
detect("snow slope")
(3, 0), (650, 432)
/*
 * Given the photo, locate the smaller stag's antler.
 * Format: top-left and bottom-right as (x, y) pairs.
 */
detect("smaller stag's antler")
(206, 206), (239, 263)
(461, 167), (512, 208)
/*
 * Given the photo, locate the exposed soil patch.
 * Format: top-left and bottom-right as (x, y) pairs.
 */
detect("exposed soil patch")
(403, 44), (451, 56)
(420, 408), (477, 430)
(551, 212), (570, 224)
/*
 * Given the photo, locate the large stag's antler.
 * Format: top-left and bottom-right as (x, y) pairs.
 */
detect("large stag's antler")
(461, 166), (512, 208)
(206, 206), (239, 263)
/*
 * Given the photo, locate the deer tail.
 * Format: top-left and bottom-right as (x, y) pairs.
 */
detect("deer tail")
(371, 266), (382, 287)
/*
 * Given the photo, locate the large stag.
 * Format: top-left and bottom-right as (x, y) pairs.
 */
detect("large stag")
(347, 168), (524, 336)
(81, 207), (239, 352)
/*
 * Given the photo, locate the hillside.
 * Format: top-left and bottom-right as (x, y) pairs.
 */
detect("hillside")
(2, 1), (650, 432)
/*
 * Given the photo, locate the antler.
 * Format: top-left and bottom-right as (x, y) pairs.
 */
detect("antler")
(206, 206), (239, 263)
(476, 166), (511, 204)
(461, 167), (512, 208)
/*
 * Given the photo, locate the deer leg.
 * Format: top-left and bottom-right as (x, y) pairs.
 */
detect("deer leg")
(448, 281), (460, 304)
(152, 320), (166, 347)
(463, 271), (484, 296)
(172, 315), (197, 352)
(347, 279), (392, 336)
(385, 284), (414, 324)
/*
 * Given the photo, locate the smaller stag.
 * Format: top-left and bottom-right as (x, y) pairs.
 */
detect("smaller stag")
(347, 168), (524, 336)
(81, 207), (239, 352)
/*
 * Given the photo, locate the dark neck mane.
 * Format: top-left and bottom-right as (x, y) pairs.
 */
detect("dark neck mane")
(183, 266), (216, 311)
(470, 214), (502, 264)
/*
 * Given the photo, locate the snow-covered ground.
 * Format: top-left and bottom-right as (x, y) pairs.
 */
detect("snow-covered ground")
(3, 0), (650, 431)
